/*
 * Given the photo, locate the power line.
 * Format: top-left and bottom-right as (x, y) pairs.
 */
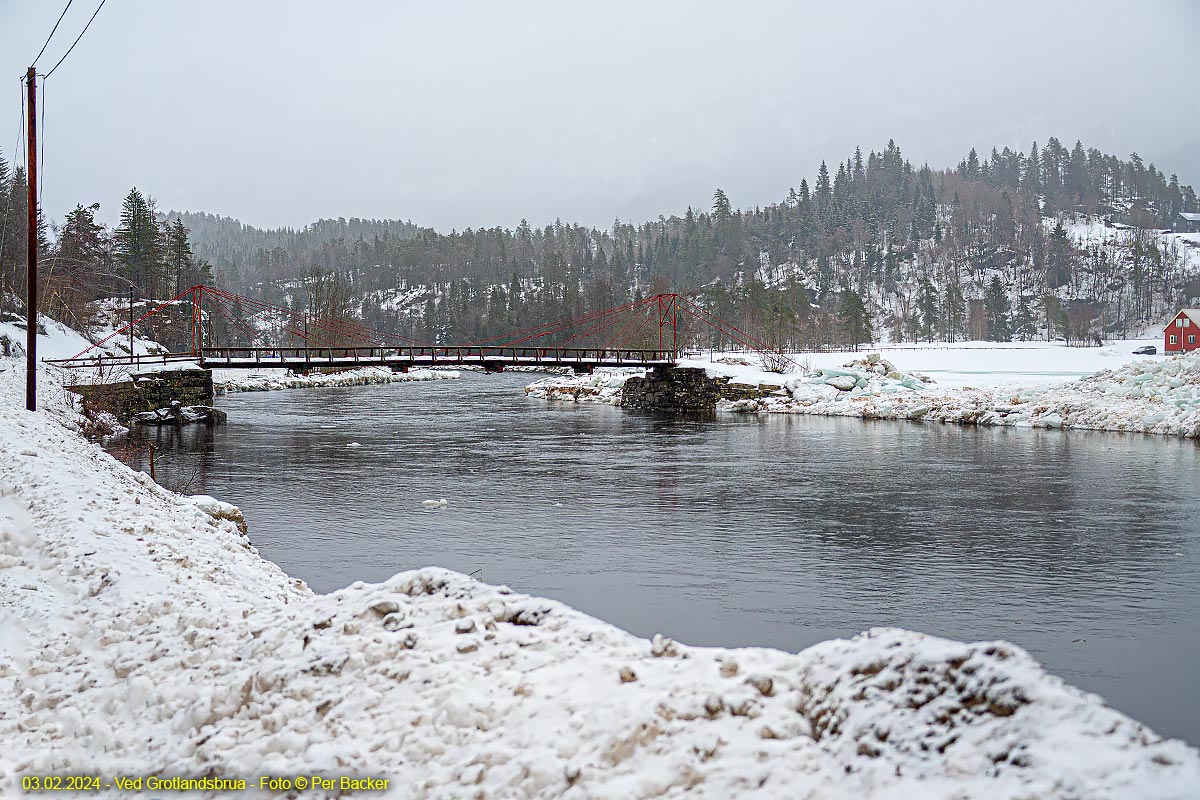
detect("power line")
(31, 0), (75, 67)
(36, 0), (109, 210)
(45, 0), (107, 79)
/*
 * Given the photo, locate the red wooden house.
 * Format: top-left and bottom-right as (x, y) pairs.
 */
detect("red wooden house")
(1164, 309), (1200, 353)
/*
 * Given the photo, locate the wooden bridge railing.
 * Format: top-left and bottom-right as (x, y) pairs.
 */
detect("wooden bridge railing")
(45, 345), (678, 369)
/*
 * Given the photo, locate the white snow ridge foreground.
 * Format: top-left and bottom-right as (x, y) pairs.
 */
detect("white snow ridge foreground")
(1, 366), (1198, 799)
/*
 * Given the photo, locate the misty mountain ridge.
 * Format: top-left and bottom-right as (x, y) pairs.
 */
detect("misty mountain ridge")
(160, 137), (1199, 350)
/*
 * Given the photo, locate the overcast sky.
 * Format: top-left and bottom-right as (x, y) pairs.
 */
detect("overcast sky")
(1, 0), (1198, 233)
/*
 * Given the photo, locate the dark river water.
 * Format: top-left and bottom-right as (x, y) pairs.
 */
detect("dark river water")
(112, 371), (1200, 746)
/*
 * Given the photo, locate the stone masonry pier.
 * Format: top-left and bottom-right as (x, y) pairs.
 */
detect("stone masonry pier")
(67, 368), (215, 423)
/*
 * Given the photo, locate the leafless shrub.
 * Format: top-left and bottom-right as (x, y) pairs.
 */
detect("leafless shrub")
(758, 349), (797, 374)
(160, 461), (204, 495)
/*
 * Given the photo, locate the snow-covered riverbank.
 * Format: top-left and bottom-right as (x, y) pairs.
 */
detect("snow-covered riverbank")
(1, 361), (1198, 797)
(213, 366), (460, 394)
(528, 351), (1200, 439)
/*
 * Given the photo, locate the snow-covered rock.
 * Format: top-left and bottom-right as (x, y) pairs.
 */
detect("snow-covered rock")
(131, 403), (227, 426)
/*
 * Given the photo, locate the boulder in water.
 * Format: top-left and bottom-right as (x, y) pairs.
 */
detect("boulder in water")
(132, 401), (227, 426)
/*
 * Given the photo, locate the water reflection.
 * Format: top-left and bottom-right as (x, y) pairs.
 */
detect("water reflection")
(110, 372), (1200, 745)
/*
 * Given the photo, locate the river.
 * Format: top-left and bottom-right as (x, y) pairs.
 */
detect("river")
(111, 371), (1200, 746)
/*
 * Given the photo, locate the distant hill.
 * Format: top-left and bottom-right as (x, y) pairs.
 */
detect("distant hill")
(161, 137), (1200, 349)
(155, 211), (422, 284)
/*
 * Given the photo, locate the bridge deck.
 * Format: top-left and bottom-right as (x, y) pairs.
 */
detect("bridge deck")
(45, 346), (677, 372)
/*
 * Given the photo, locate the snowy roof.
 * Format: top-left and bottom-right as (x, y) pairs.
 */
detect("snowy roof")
(1179, 212), (1200, 221)
(1167, 309), (1200, 326)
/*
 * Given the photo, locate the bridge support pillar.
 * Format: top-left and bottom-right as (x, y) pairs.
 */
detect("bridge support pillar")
(621, 367), (722, 413)
(67, 368), (216, 424)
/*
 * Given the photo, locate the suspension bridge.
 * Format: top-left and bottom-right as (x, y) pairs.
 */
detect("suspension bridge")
(44, 285), (789, 375)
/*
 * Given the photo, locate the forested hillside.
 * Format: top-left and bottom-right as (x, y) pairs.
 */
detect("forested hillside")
(171, 137), (1200, 350)
(3, 137), (1199, 352)
(158, 213), (421, 285)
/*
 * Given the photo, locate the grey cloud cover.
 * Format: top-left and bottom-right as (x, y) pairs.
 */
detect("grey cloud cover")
(1, 0), (1198, 231)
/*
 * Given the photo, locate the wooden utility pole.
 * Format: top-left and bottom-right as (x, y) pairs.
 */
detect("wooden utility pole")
(25, 66), (38, 412)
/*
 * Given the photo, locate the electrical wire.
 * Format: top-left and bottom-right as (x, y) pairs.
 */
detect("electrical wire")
(44, 0), (107, 78)
(31, 0), (75, 67)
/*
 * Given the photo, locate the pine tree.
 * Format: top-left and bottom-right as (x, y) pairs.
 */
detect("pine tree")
(837, 285), (872, 350)
(164, 218), (194, 295)
(711, 189), (732, 224)
(55, 204), (108, 277)
(1046, 220), (1071, 288)
(963, 148), (981, 180)
(1013, 295), (1038, 341)
(917, 278), (940, 341)
(115, 188), (160, 296)
(1024, 141), (1041, 195)
(984, 275), (1012, 341)
(943, 280), (965, 342)
(814, 162), (832, 207)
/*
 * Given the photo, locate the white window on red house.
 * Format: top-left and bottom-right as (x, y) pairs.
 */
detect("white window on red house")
(1170, 334), (1178, 344)
(1191, 335), (1197, 344)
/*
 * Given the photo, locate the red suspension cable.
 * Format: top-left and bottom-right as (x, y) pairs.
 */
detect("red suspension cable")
(66, 285), (201, 361)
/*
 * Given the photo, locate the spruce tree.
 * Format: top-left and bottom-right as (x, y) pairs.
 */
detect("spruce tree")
(943, 281), (965, 342)
(1013, 296), (1038, 341)
(1046, 220), (1071, 288)
(115, 188), (160, 296)
(1024, 141), (1041, 195)
(814, 162), (832, 207)
(837, 285), (872, 350)
(984, 275), (1012, 341)
(711, 189), (732, 223)
(917, 278), (940, 341)
(164, 218), (194, 295)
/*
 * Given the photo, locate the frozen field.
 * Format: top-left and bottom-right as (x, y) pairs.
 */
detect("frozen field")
(683, 337), (1164, 389)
